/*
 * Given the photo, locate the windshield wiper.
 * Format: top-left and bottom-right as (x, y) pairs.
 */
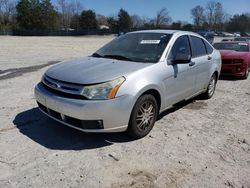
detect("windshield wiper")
(92, 53), (103, 58)
(103, 54), (135, 62)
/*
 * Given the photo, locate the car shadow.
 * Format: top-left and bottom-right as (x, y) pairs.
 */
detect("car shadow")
(157, 99), (192, 121)
(219, 75), (242, 81)
(157, 95), (207, 121)
(14, 96), (207, 150)
(13, 108), (134, 150)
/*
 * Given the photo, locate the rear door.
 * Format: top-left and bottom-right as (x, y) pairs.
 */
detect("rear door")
(189, 36), (212, 93)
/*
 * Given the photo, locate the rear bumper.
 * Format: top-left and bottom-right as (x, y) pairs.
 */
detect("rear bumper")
(34, 82), (135, 133)
(221, 63), (248, 77)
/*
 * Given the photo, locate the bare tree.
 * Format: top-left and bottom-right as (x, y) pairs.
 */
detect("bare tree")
(57, 0), (66, 28)
(57, 0), (66, 14)
(206, 1), (216, 28)
(214, 2), (224, 26)
(75, 0), (83, 15)
(155, 8), (171, 28)
(69, 0), (83, 16)
(140, 16), (155, 29)
(66, 3), (75, 27)
(206, 1), (225, 30)
(0, 0), (17, 26)
(57, 0), (84, 30)
(191, 5), (205, 30)
(0, 0), (4, 24)
(57, 0), (73, 29)
(97, 14), (108, 26)
(131, 14), (143, 28)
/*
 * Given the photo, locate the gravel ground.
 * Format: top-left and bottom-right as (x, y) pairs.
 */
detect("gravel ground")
(0, 36), (249, 188)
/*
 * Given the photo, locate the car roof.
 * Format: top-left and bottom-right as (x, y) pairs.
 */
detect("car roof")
(130, 30), (207, 40)
(130, 29), (197, 36)
(214, 41), (250, 44)
(130, 30), (178, 34)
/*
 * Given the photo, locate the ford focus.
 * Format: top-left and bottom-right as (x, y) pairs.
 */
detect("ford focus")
(35, 30), (221, 138)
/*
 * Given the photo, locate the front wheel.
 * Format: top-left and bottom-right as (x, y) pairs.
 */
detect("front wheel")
(127, 94), (158, 139)
(242, 66), (249, 80)
(202, 74), (217, 99)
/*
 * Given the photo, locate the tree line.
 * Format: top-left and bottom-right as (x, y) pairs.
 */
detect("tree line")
(0, 0), (249, 34)
(191, 1), (250, 33)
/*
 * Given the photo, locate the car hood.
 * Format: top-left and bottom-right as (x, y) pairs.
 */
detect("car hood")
(219, 50), (248, 59)
(45, 57), (152, 84)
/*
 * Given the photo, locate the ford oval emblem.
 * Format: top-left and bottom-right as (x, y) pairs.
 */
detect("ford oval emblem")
(50, 83), (58, 89)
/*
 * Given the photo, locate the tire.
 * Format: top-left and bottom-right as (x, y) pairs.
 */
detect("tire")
(202, 73), (217, 99)
(127, 94), (158, 139)
(242, 66), (249, 80)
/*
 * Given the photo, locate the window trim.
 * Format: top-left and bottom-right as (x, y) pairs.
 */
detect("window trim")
(203, 39), (214, 55)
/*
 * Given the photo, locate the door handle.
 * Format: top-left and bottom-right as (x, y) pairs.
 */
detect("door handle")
(208, 56), (212, 60)
(189, 62), (195, 66)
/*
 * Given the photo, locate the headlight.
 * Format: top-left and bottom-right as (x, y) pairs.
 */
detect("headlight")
(80, 77), (125, 100)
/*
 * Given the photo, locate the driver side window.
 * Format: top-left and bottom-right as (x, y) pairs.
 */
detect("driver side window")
(168, 35), (191, 61)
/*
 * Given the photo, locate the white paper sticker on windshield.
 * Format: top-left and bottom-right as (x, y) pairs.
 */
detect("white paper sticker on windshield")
(238, 43), (248, 45)
(140, 40), (160, 44)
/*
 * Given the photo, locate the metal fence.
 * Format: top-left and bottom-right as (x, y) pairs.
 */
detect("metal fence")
(0, 29), (13, 35)
(0, 27), (159, 36)
(0, 29), (118, 36)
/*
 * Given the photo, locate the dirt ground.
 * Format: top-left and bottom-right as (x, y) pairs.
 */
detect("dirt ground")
(0, 36), (249, 188)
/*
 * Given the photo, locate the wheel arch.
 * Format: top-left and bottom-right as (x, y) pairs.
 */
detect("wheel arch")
(213, 70), (219, 82)
(135, 87), (162, 113)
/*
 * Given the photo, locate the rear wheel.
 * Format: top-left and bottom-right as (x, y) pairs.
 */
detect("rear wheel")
(202, 74), (217, 99)
(127, 94), (158, 139)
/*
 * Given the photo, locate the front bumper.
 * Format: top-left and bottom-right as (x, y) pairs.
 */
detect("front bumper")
(221, 63), (247, 77)
(35, 82), (135, 133)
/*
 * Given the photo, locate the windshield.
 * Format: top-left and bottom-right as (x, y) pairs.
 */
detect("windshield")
(234, 38), (250, 42)
(213, 42), (249, 52)
(93, 33), (172, 63)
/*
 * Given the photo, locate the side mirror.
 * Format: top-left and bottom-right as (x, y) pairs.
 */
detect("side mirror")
(172, 53), (191, 64)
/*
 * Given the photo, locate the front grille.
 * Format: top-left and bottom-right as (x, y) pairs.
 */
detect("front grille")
(43, 76), (82, 92)
(37, 102), (104, 130)
(222, 59), (243, 64)
(42, 82), (87, 100)
(222, 59), (232, 64)
(221, 69), (233, 74)
(42, 75), (88, 100)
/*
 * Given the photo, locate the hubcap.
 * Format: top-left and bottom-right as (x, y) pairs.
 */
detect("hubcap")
(136, 101), (155, 131)
(208, 77), (215, 96)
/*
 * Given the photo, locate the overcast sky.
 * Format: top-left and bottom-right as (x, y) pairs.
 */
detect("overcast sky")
(53, 0), (250, 22)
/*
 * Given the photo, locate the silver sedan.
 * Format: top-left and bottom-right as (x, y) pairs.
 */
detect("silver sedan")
(35, 30), (221, 138)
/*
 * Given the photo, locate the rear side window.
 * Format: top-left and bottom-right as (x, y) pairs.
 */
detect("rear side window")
(190, 36), (207, 57)
(204, 40), (213, 54)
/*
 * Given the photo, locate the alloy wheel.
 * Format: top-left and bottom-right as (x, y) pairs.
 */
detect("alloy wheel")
(246, 68), (249, 77)
(136, 101), (156, 131)
(208, 76), (216, 97)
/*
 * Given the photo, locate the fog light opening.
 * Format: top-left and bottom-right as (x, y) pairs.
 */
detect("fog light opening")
(97, 120), (104, 129)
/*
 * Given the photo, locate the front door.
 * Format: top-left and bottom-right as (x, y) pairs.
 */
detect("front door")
(162, 35), (196, 108)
